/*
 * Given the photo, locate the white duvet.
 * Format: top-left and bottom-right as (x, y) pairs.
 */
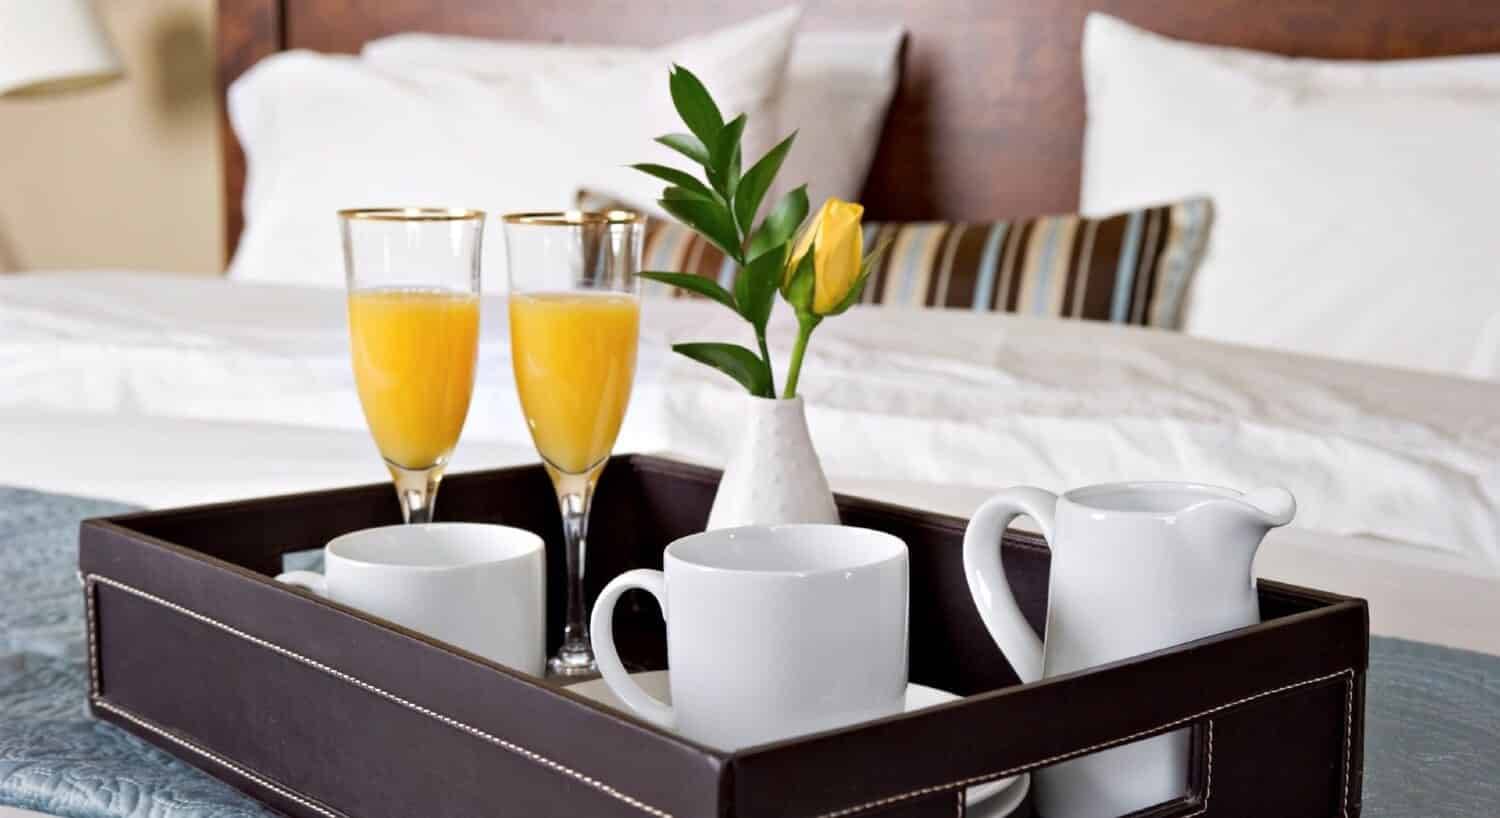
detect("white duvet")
(3, 271), (1498, 580)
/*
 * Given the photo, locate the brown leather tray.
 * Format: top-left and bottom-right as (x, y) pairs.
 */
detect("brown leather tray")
(78, 454), (1367, 818)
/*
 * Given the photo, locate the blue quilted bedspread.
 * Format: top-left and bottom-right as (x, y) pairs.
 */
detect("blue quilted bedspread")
(1, 486), (1496, 817)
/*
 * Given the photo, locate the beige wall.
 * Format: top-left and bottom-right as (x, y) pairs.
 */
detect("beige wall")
(0, 0), (220, 274)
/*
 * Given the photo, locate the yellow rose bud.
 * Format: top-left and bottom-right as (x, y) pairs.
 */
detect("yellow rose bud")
(789, 198), (865, 315)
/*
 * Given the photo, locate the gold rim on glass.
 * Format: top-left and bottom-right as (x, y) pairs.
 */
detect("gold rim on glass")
(501, 210), (644, 226)
(338, 207), (486, 222)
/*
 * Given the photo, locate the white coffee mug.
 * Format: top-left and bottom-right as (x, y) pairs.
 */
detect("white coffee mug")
(277, 523), (545, 676)
(590, 524), (909, 749)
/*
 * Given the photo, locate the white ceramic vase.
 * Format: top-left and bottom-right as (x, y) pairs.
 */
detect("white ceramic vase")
(705, 395), (839, 530)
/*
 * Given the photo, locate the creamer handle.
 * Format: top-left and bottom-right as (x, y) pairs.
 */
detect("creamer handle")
(961, 488), (1057, 684)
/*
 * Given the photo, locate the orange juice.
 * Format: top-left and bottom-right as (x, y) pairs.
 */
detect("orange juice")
(348, 287), (480, 469)
(509, 292), (640, 474)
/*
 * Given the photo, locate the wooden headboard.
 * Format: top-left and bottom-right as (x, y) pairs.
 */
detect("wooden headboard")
(216, 0), (1500, 264)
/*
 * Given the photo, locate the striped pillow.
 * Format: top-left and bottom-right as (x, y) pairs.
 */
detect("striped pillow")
(592, 197), (1213, 328)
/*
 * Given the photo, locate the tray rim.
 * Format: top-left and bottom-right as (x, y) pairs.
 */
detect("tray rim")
(79, 453), (1370, 818)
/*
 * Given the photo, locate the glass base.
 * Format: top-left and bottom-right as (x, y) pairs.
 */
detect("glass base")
(547, 639), (599, 680)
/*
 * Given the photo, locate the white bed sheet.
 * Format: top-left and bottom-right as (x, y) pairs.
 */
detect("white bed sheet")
(0, 407), (539, 510)
(2, 270), (1499, 653)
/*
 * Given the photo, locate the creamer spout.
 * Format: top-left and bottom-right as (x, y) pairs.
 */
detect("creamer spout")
(1239, 486), (1297, 528)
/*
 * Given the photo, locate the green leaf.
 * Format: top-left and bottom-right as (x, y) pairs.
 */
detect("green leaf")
(824, 236), (893, 316)
(659, 196), (742, 264)
(711, 115), (747, 174)
(655, 133), (711, 167)
(747, 185), (809, 262)
(639, 271), (738, 312)
(631, 163), (716, 201)
(782, 241), (817, 315)
(726, 144), (742, 203)
(735, 243), (785, 333)
(733, 132), (796, 233)
(663, 185), (715, 203)
(673, 342), (773, 397)
(668, 65), (724, 147)
(707, 114), (747, 202)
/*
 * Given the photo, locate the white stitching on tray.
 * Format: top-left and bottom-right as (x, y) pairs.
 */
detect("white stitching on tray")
(1342, 676), (1354, 817)
(91, 698), (347, 818)
(84, 574), (674, 818)
(1179, 720), (1212, 818)
(83, 577), (99, 697)
(815, 667), (1354, 818)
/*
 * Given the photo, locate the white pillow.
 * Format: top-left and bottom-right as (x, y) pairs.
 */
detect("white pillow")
(362, 26), (905, 216)
(227, 7), (799, 291)
(1081, 13), (1500, 379)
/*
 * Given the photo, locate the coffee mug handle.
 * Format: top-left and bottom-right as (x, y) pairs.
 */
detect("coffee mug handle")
(590, 569), (674, 729)
(962, 487), (1057, 685)
(275, 570), (328, 596)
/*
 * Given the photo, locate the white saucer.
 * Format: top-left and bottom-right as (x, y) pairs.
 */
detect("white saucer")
(566, 671), (1029, 815)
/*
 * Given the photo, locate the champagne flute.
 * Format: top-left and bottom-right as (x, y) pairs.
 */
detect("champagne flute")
(340, 208), (484, 524)
(503, 210), (643, 678)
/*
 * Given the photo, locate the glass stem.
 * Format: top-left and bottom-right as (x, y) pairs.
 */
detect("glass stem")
(560, 491), (590, 650)
(389, 463), (442, 524)
(548, 467), (600, 677)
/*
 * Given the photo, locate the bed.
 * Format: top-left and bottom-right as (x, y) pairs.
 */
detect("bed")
(2, 0), (1497, 642)
(4, 0), (1500, 618)
(3, 0), (1482, 649)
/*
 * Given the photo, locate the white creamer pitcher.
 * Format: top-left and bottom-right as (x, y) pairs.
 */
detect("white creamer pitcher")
(962, 482), (1295, 818)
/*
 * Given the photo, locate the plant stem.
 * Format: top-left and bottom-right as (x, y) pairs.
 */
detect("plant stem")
(757, 331), (777, 397)
(782, 317), (818, 399)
